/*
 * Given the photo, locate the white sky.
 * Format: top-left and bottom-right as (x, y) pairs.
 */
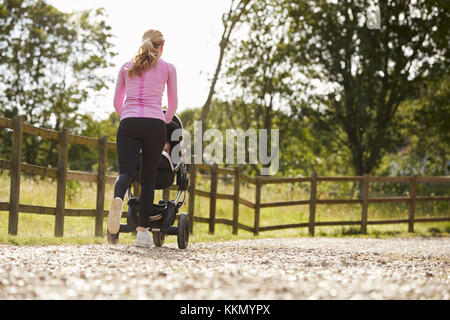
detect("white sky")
(47, 0), (232, 120)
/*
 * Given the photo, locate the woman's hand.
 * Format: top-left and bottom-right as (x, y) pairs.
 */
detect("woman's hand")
(163, 142), (170, 153)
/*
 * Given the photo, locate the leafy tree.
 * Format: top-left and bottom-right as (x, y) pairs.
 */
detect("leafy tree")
(287, 0), (449, 175)
(68, 112), (120, 171)
(223, 0), (298, 133)
(200, 0), (252, 132)
(410, 77), (449, 175)
(202, 99), (349, 176)
(0, 0), (116, 167)
(214, 1), (305, 175)
(378, 76), (450, 177)
(178, 107), (200, 133)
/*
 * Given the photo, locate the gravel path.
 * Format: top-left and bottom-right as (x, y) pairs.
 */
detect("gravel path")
(0, 237), (448, 300)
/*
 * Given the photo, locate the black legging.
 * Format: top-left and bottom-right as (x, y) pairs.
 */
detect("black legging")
(114, 117), (166, 228)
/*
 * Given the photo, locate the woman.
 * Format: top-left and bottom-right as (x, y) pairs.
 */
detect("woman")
(108, 29), (178, 248)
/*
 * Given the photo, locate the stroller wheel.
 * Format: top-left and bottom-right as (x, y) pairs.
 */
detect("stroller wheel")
(107, 230), (119, 245)
(153, 231), (165, 247)
(177, 213), (189, 249)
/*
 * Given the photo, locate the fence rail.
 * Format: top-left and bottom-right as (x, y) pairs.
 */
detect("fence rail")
(1, 115), (449, 237)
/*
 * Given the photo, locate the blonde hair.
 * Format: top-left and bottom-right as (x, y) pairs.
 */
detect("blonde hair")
(128, 29), (165, 77)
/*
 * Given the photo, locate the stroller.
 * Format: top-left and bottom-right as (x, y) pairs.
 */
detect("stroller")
(107, 114), (190, 249)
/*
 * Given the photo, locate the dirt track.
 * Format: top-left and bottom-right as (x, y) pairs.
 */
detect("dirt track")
(0, 237), (448, 300)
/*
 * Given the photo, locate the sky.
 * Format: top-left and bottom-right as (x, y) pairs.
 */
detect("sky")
(47, 0), (232, 120)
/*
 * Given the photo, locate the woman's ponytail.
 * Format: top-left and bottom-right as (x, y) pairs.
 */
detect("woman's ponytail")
(128, 29), (165, 77)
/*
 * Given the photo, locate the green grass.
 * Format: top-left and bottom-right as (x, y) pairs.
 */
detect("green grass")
(0, 170), (448, 245)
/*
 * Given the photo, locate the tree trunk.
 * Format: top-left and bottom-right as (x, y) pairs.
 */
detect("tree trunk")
(200, 0), (252, 133)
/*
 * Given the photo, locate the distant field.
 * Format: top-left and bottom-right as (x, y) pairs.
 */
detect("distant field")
(0, 170), (449, 245)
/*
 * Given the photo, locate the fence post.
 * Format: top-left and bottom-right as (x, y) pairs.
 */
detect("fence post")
(162, 188), (170, 202)
(8, 116), (23, 235)
(232, 166), (240, 235)
(409, 175), (417, 233)
(254, 177), (262, 236)
(361, 174), (369, 234)
(209, 163), (218, 234)
(308, 172), (317, 236)
(95, 136), (107, 237)
(187, 163), (196, 234)
(55, 128), (69, 237)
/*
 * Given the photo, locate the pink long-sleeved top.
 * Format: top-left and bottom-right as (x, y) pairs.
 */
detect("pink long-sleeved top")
(113, 58), (178, 124)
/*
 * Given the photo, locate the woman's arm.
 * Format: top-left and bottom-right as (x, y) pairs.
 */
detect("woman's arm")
(165, 63), (178, 123)
(113, 65), (126, 118)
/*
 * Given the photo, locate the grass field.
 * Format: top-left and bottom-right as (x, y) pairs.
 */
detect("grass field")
(0, 170), (449, 245)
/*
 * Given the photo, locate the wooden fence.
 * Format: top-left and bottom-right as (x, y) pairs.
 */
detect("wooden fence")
(1, 115), (449, 237)
(190, 164), (450, 236)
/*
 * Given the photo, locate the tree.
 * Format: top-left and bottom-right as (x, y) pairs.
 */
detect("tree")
(213, 0), (305, 175)
(410, 77), (449, 175)
(0, 0), (116, 167)
(69, 112), (120, 171)
(199, 0), (252, 132)
(288, 0), (449, 175)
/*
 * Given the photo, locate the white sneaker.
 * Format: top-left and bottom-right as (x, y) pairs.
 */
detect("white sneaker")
(107, 197), (123, 234)
(136, 230), (153, 248)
